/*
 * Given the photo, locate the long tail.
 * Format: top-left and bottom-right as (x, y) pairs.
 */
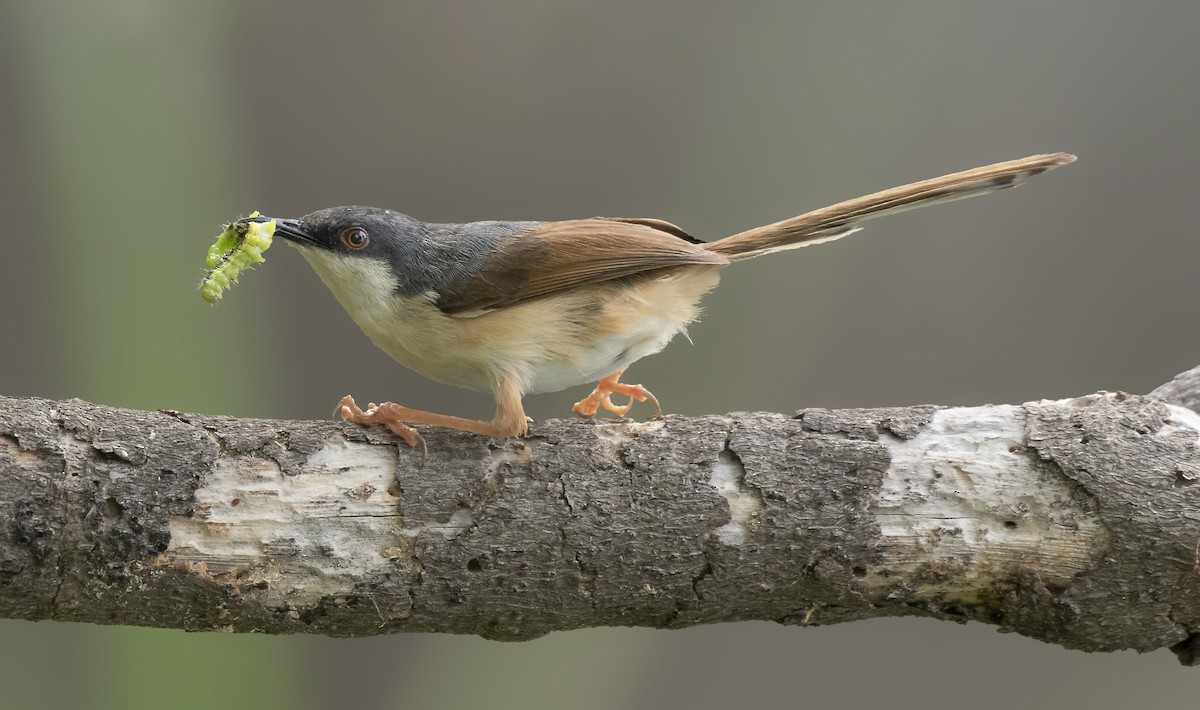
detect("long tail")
(705, 152), (1076, 260)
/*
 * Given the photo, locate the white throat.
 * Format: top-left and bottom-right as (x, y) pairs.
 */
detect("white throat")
(292, 245), (401, 316)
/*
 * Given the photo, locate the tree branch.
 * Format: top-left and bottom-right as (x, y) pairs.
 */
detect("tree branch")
(3, 367), (1200, 665)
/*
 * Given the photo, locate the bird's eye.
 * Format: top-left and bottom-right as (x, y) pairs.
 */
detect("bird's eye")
(341, 227), (369, 250)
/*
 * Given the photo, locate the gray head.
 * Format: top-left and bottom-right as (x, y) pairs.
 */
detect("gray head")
(269, 206), (422, 258)
(260, 206), (534, 313)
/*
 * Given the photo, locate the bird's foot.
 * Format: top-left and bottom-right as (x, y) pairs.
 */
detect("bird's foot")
(334, 394), (529, 460)
(571, 371), (662, 419)
(334, 395), (426, 456)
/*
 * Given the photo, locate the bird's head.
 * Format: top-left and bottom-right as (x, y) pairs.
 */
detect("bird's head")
(257, 206), (427, 313)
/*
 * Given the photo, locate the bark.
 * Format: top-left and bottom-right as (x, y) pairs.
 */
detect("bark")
(2, 368), (1200, 666)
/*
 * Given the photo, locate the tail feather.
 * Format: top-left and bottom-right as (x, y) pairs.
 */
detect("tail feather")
(706, 152), (1076, 260)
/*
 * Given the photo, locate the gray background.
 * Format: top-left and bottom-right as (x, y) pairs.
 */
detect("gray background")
(2, 1), (1198, 708)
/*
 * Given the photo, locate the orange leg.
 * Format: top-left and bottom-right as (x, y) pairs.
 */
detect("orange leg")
(572, 370), (662, 419)
(334, 374), (528, 454)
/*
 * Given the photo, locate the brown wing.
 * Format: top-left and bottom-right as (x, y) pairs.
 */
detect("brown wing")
(596, 217), (706, 244)
(435, 218), (728, 315)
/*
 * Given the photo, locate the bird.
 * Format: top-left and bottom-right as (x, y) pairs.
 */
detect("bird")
(259, 153), (1075, 450)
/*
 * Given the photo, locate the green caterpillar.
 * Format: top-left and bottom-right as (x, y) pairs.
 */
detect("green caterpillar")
(200, 211), (275, 304)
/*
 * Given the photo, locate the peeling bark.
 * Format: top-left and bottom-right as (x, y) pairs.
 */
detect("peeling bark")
(2, 367), (1200, 665)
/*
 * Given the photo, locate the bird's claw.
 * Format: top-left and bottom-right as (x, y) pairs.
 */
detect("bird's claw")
(572, 372), (661, 419)
(334, 394), (427, 461)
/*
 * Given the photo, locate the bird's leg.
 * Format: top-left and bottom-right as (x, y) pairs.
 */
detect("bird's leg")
(335, 373), (529, 450)
(572, 370), (662, 419)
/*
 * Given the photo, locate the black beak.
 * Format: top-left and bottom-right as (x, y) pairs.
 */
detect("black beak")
(241, 215), (318, 247)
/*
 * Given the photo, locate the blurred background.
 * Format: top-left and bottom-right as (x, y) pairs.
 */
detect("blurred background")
(2, 1), (1198, 707)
